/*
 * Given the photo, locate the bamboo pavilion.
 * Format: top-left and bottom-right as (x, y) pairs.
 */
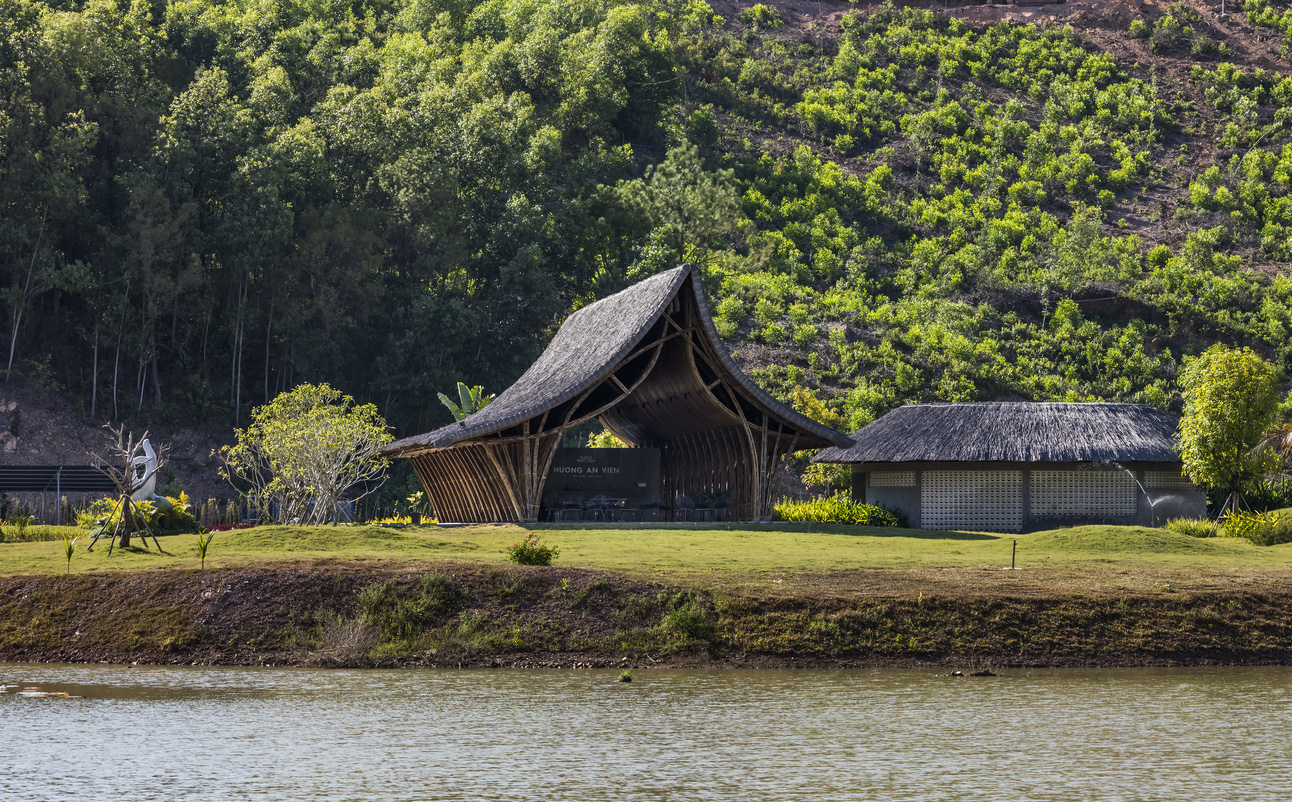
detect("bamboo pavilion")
(381, 265), (850, 523)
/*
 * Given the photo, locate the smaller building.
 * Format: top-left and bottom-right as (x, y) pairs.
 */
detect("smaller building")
(813, 402), (1206, 532)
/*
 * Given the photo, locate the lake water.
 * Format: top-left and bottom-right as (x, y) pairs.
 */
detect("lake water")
(3, 664), (1290, 800)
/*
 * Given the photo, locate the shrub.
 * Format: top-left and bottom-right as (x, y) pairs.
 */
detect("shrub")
(739, 3), (783, 29)
(773, 492), (900, 526)
(687, 105), (719, 146)
(356, 581), (395, 621)
(76, 507), (105, 528)
(94, 497), (133, 527)
(2, 514), (35, 540)
(662, 602), (714, 641)
(354, 574), (466, 642)
(420, 572), (464, 608)
(1246, 479), (1292, 513)
(1, 524), (82, 544)
(1164, 517), (1215, 538)
(153, 493), (201, 533)
(659, 591), (715, 642)
(457, 610), (489, 636)
(792, 324), (819, 347)
(506, 532), (559, 566)
(1221, 509), (1291, 546)
(357, 581), (429, 640)
(319, 613), (380, 658)
(75, 493), (201, 533)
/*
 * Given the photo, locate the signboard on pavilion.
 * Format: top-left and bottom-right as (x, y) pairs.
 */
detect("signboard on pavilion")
(546, 448), (660, 506)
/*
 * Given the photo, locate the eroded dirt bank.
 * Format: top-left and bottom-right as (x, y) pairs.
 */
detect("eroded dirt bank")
(2, 564), (1290, 669)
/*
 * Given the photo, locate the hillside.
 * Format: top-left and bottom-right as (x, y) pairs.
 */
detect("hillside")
(1, 0), (1291, 443)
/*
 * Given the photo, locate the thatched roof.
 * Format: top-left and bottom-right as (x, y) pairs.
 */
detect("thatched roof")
(814, 402), (1181, 464)
(383, 265), (849, 456)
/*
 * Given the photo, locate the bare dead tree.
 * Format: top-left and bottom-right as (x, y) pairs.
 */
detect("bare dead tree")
(88, 424), (168, 552)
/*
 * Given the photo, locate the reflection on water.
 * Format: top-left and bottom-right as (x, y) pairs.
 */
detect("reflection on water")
(3, 664), (1290, 801)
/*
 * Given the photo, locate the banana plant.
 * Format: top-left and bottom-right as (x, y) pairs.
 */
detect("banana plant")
(437, 382), (494, 421)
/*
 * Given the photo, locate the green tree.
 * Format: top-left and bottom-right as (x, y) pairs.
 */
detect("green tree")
(219, 384), (393, 525)
(790, 385), (850, 492)
(587, 429), (628, 448)
(1177, 345), (1282, 515)
(618, 144), (741, 277)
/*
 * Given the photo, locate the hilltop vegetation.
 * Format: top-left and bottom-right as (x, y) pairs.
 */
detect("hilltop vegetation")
(2, 0), (1291, 435)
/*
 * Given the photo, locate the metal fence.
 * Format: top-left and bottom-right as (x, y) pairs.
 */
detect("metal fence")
(0, 492), (414, 528)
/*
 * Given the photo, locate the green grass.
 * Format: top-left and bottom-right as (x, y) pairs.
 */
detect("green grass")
(2, 522), (1291, 587)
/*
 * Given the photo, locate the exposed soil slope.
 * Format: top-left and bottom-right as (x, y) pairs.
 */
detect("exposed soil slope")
(0, 377), (233, 508)
(2, 563), (1288, 669)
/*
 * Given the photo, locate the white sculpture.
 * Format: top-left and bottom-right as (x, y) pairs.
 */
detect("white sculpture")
(130, 439), (169, 506)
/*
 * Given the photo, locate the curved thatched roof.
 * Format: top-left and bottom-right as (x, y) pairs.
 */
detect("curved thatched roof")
(814, 402), (1181, 464)
(383, 265), (849, 456)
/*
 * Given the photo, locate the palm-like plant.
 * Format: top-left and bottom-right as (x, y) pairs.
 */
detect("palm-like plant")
(1256, 420), (1292, 478)
(437, 382), (494, 421)
(12, 514), (34, 540)
(196, 532), (213, 569)
(1262, 421), (1292, 456)
(61, 533), (77, 575)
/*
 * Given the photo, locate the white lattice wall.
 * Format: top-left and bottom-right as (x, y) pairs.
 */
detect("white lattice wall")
(870, 471), (915, 488)
(921, 470), (1023, 532)
(1144, 470), (1194, 489)
(1030, 470), (1136, 516)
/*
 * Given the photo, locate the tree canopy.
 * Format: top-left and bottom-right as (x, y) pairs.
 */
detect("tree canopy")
(219, 383), (393, 524)
(0, 0), (1289, 439)
(1177, 345), (1282, 505)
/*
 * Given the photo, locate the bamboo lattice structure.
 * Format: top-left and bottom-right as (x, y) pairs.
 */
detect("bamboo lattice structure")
(383, 265), (850, 523)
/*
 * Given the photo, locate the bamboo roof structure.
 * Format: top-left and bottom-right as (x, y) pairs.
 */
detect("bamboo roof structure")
(384, 264), (850, 523)
(814, 402), (1181, 465)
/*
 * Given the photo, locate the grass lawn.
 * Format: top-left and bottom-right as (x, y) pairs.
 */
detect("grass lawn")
(3, 521), (1291, 597)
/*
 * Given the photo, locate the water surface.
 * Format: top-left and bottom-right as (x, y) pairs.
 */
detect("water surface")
(3, 664), (1289, 800)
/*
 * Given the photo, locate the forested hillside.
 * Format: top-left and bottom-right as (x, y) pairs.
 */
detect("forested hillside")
(2, 0), (1291, 436)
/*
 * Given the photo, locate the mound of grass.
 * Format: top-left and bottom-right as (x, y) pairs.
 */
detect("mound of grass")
(216, 524), (466, 553)
(1021, 526), (1221, 554)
